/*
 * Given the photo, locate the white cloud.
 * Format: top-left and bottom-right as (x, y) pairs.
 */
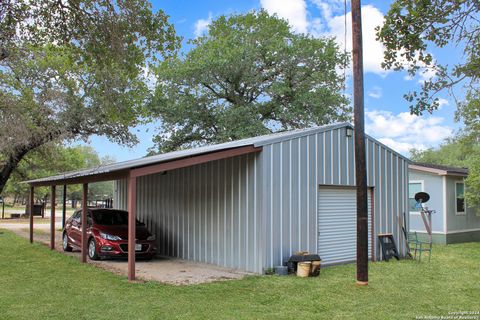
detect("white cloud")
(258, 1), (437, 79)
(259, 0), (387, 75)
(194, 13), (213, 37)
(367, 86), (382, 99)
(260, 0), (308, 33)
(323, 5), (388, 76)
(366, 110), (453, 155)
(311, 0), (344, 22)
(437, 98), (449, 110)
(418, 66), (437, 84)
(142, 65), (156, 90)
(397, 52), (437, 83)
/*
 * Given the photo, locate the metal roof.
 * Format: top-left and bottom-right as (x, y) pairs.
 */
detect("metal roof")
(410, 162), (469, 176)
(24, 122), (408, 185)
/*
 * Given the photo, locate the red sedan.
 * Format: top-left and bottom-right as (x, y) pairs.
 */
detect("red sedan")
(62, 208), (157, 260)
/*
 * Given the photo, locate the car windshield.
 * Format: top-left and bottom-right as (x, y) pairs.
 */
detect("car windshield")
(92, 210), (143, 226)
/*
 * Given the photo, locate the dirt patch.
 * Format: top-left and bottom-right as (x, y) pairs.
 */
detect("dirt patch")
(1, 221), (249, 285)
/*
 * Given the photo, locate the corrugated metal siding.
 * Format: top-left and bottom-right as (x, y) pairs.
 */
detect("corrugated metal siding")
(114, 153), (263, 273)
(261, 127), (409, 268)
(114, 126), (409, 273)
(317, 187), (372, 265)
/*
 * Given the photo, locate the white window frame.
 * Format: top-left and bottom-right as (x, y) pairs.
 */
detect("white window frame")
(455, 181), (466, 215)
(409, 180), (424, 215)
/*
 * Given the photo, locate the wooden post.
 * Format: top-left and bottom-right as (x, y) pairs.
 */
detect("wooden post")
(62, 185), (67, 229)
(127, 175), (136, 281)
(81, 183), (88, 263)
(352, 0), (369, 285)
(29, 186), (34, 243)
(50, 185), (56, 250)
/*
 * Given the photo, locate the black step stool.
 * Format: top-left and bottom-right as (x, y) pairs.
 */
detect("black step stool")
(378, 233), (400, 261)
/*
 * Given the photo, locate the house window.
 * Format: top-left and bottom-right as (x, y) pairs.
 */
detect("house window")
(455, 182), (465, 214)
(409, 181), (423, 212)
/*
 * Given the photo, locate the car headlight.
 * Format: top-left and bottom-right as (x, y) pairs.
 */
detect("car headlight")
(147, 234), (156, 241)
(99, 232), (122, 241)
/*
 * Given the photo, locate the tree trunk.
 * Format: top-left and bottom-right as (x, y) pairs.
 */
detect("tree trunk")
(0, 129), (62, 195)
(0, 149), (30, 195)
(0, 138), (54, 195)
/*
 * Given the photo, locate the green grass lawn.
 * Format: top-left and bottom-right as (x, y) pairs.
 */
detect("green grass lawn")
(0, 229), (479, 320)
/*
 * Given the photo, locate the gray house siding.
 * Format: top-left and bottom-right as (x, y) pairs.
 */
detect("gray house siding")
(409, 170), (445, 233)
(409, 169), (480, 244)
(445, 176), (480, 234)
(259, 127), (409, 269)
(114, 153), (264, 273)
(114, 124), (409, 273)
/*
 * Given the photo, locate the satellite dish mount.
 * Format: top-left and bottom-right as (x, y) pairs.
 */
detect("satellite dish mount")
(413, 192), (435, 243)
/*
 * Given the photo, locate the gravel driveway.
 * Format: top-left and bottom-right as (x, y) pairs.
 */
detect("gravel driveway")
(1, 219), (249, 285)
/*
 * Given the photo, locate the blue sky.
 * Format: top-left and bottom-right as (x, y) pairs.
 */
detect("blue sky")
(85, 0), (461, 161)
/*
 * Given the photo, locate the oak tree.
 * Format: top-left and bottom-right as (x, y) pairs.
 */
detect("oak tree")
(150, 10), (350, 153)
(0, 0), (179, 194)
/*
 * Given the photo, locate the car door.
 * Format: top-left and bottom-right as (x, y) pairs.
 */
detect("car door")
(69, 211), (82, 247)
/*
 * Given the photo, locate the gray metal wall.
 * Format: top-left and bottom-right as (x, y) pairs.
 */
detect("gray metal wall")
(114, 125), (409, 273)
(259, 127), (409, 269)
(114, 153), (263, 273)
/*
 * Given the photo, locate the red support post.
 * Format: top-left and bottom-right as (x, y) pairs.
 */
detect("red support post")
(81, 183), (88, 263)
(29, 186), (34, 243)
(50, 185), (56, 250)
(127, 175), (136, 281)
(62, 185), (67, 229)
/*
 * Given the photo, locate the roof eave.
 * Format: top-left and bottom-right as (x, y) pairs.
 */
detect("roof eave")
(409, 164), (468, 177)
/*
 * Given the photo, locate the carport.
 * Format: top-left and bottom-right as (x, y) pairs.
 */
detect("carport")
(26, 123), (409, 278)
(25, 145), (261, 281)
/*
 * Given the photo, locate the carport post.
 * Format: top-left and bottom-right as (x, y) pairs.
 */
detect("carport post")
(127, 175), (136, 281)
(29, 186), (34, 243)
(50, 185), (56, 250)
(81, 183), (88, 263)
(62, 185), (67, 229)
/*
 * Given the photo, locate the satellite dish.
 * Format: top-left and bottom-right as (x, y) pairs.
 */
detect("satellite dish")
(414, 192), (430, 204)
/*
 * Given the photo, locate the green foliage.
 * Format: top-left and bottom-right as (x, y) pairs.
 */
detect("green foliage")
(150, 10), (350, 153)
(410, 138), (471, 167)
(3, 144), (113, 203)
(410, 135), (480, 207)
(0, 0), (179, 193)
(377, 0), (479, 117)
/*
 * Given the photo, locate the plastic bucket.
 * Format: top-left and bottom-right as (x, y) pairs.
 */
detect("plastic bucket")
(297, 262), (311, 277)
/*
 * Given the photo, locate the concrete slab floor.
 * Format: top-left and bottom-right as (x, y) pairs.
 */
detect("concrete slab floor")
(0, 220), (249, 285)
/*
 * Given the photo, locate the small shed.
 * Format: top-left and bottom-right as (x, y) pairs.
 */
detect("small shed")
(25, 122), (410, 278)
(409, 163), (480, 244)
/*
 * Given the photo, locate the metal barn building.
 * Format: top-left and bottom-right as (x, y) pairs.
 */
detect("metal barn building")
(112, 123), (410, 273)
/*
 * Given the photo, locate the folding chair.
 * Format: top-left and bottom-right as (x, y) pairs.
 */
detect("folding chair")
(407, 231), (432, 262)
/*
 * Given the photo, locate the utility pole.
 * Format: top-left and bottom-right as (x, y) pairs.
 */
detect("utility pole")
(352, 0), (368, 285)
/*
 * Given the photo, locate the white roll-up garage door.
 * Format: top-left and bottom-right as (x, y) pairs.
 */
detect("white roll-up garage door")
(317, 187), (372, 265)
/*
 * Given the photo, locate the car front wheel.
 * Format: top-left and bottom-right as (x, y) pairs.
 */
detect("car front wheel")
(88, 238), (100, 260)
(63, 233), (72, 252)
